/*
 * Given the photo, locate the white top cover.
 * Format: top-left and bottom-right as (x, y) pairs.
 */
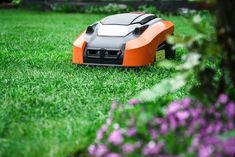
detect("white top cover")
(97, 18), (162, 37)
(97, 24), (139, 37)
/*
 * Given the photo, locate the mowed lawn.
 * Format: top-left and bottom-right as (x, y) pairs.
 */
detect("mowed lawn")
(0, 10), (196, 157)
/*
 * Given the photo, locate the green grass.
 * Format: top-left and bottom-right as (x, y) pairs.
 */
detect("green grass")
(0, 9), (197, 157)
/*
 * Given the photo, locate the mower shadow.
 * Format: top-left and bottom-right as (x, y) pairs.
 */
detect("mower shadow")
(75, 63), (158, 72)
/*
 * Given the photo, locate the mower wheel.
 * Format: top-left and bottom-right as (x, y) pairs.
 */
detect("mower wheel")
(165, 41), (176, 59)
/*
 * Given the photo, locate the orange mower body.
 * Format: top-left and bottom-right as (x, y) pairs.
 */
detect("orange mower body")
(73, 13), (175, 67)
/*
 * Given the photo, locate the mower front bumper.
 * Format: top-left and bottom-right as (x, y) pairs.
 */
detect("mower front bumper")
(72, 34), (155, 67)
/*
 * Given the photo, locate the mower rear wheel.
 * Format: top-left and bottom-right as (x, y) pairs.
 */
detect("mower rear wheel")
(164, 41), (176, 59)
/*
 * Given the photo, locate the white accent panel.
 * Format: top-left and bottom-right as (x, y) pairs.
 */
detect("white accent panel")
(97, 18), (162, 37)
(98, 24), (140, 37)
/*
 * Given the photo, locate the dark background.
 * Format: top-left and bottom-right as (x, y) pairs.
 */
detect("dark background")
(1, 0), (212, 13)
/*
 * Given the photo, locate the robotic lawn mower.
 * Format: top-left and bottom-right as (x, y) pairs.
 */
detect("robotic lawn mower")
(73, 12), (175, 67)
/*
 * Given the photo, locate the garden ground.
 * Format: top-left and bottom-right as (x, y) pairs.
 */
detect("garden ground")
(0, 9), (196, 157)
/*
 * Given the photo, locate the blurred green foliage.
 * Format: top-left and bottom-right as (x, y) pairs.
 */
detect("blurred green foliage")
(50, 3), (161, 14)
(136, 10), (217, 104)
(12, 0), (21, 4)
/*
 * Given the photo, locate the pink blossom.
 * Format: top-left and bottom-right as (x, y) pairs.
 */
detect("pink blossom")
(122, 144), (135, 154)
(154, 117), (164, 124)
(198, 145), (213, 157)
(176, 111), (190, 121)
(143, 141), (164, 156)
(190, 107), (202, 118)
(225, 102), (235, 118)
(101, 124), (108, 132)
(109, 129), (123, 145)
(169, 115), (177, 130)
(160, 123), (168, 134)
(88, 144), (96, 156)
(128, 99), (140, 106)
(167, 101), (182, 114)
(149, 129), (158, 139)
(181, 98), (192, 107)
(111, 101), (118, 110)
(218, 94), (228, 104)
(126, 127), (137, 137)
(96, 130), (104, 141)
(106, 153), (121, 157)
(214, 122), (223, 133)
(190, 136), (200, 152)
(95, 144), (108, 157)
(106, 118), (112, 125)
(223, 138), (235, 156)
(227, 121), (234, 130)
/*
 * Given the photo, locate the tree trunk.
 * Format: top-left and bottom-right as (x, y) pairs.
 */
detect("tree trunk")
(216, 0), (235, 97)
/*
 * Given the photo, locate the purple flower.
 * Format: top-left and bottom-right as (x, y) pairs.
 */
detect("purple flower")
(208, 106), (216, 114)
(111, 101), (118, 110)
(213, 122), (223, 133)
(186, 125), (194, 136)
(167, 101), (182, 114)
(109, 101), (118, 116)
(109, 129), (123, 145)
(101, 124), (108, 132)
(126, 127), (137, 137)
(223, 138), (235, 156)
(154, 117), (164, 124)
(198, 145), (213, 157)
(225, 102), (235, 118)
(122, 144), (135, 154)
(128, 99), (140, 106)
(106, 118), (112, 125)
(96, 129), (104, 141)
(169, 115), (177, 130)
(88, 144), (96, 156)
(160, 122), (168, 134)
(149, 129), (158, 139)
(203, 136), (221, 145)
(95, 144), (108, 157)
(205, 124), (214, 134)
(214, 112), (221, 119)
(190, 107), (202, 118)
(176, 111), (189, 121)
(190, 136), (200, 151)
(218, 94), (228, 104)
(226, 121), (234, 130)
(142, 141), (164, 156)
(106, 153), (121, 157)
(181, 98), (192, 107)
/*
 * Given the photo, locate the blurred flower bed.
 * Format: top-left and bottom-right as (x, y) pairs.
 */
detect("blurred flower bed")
(89, 94), (235, 157)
